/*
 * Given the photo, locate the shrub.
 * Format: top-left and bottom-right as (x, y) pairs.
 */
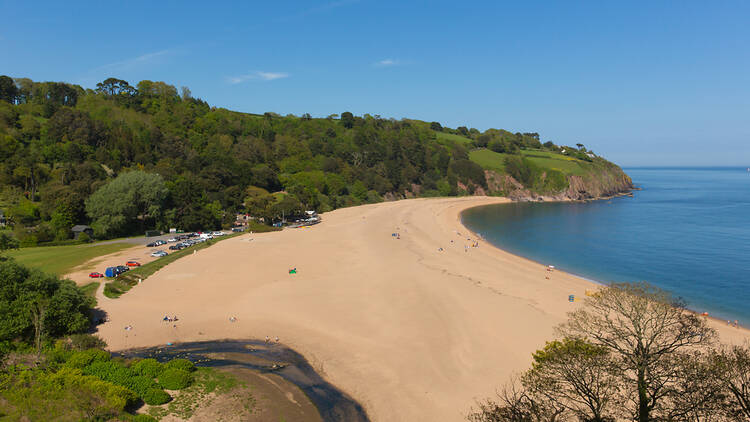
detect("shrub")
(69, 334), (107, 351)
(78, 232), (91, 243)
(131, 415), (158, 422)
(164, 358), (196, 372)
(131, 358), (164, 378)
(158, 368), (193, 390)
(125, 375), (160, 396)
(142, 387), (171, 405)
(84, 361), (133, 385)
(66, 348), (111, 369)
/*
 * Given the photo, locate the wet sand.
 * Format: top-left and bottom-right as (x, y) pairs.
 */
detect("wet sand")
(96, 197), (750, 421)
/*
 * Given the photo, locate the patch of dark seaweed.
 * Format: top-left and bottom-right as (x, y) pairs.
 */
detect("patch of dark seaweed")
(113, 339), (369, 422)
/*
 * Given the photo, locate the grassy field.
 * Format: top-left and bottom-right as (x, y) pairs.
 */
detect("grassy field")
(469, 148), (590, 177)
(6, 242), (133, 275)
(435, 131), (474, 145)
(521, 150), (588, 175)
(104, 233), (243, 298)
(469, 148), (510, 173)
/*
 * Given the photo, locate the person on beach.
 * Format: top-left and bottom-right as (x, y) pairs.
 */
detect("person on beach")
(265, 336), (270, 343)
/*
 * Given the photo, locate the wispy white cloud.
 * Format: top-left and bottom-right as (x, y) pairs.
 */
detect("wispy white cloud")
(227, 71), (290, 84)
(375, 58), (400, 67)
(94, 50), (173, 73)
(257, 71), (289, 80)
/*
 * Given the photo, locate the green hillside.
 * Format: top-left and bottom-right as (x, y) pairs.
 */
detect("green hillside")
(0, 75), (631, 244)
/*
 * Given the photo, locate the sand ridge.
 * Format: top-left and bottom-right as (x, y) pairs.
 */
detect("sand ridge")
(95, 197), (750, 422)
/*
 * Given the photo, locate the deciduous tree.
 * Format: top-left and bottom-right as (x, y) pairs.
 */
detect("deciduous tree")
(559, 283), (716, 422)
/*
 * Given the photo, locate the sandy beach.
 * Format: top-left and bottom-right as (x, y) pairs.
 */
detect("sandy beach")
(95, 197), (750, 421)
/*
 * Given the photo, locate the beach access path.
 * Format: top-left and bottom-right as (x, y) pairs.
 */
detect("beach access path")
(95, 197), (750, 422)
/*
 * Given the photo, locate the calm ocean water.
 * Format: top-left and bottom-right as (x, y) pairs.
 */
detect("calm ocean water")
(461, 167), (750, 324)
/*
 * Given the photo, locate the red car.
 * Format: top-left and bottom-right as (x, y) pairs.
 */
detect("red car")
(126, 261), (141, 267)
(89, 272), (104, 278)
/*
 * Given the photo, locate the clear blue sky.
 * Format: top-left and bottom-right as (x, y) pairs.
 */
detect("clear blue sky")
(2, 0), (749, 166)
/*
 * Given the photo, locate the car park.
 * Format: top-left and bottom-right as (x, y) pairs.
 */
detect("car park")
(89, 272), (104, 278)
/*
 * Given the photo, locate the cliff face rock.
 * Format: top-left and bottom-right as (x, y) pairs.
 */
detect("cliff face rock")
(482, 166), (633, 202)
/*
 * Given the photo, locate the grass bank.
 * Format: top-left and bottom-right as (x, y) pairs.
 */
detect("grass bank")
(6, 242), (133, 275)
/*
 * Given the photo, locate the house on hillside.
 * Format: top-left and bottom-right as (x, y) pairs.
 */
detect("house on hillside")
(71, 225), (94, 239)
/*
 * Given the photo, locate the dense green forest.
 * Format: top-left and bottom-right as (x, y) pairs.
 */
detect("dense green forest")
(0, 76), (627, 242)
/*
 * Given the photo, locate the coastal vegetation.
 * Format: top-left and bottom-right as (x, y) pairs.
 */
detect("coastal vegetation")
(0, 254), (253, 421)
(0, 75), (631, 245)
(468, 283), (750, 422)
(0, 333), (252, 421)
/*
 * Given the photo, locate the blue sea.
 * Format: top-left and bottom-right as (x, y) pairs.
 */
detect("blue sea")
(461, 167), (750, 324)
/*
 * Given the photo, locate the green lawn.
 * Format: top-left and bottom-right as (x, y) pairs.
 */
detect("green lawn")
(469, 148), (510, 173)
(469, 148), (590, 176)
(6, 242), (132, 275)
(521, 150), (587, 175)
(435, 131), (474, 145)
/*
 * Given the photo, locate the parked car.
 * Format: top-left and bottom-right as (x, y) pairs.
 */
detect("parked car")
(168, 244), (183, 250)
(89, 272), (104, 278)
(212, 231), (225, 236)
(147, 241), (158, 247)
(231, 227), (244, 232)
(126, 261), (140, 267)
(105, 266), (127, 277)
(151, 250), (168, 257)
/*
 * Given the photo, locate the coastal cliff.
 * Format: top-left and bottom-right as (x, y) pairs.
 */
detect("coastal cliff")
(483, 160), (633, 202)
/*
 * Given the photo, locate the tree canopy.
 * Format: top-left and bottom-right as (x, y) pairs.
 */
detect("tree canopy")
(85, 170), (168, 238)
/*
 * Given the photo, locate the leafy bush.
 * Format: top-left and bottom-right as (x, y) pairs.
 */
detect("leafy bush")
(1, 367), (139, 420)
(125, 375), (160, 396)
(542, 169), (569, 192)
(84, 361), (131, 384)
(164, 358), (196, 372)
(131, 358), (165, 378)
(131, 415), (158, 422)
(66, 348), (111, 369)
(82, 359), (171, 405)
(450, 159), (487, 188)
(142, 387), (171, 405)
(0, 259), (94, 344)
(69, 334), (107, 351)
(158, 368), (193, 390)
